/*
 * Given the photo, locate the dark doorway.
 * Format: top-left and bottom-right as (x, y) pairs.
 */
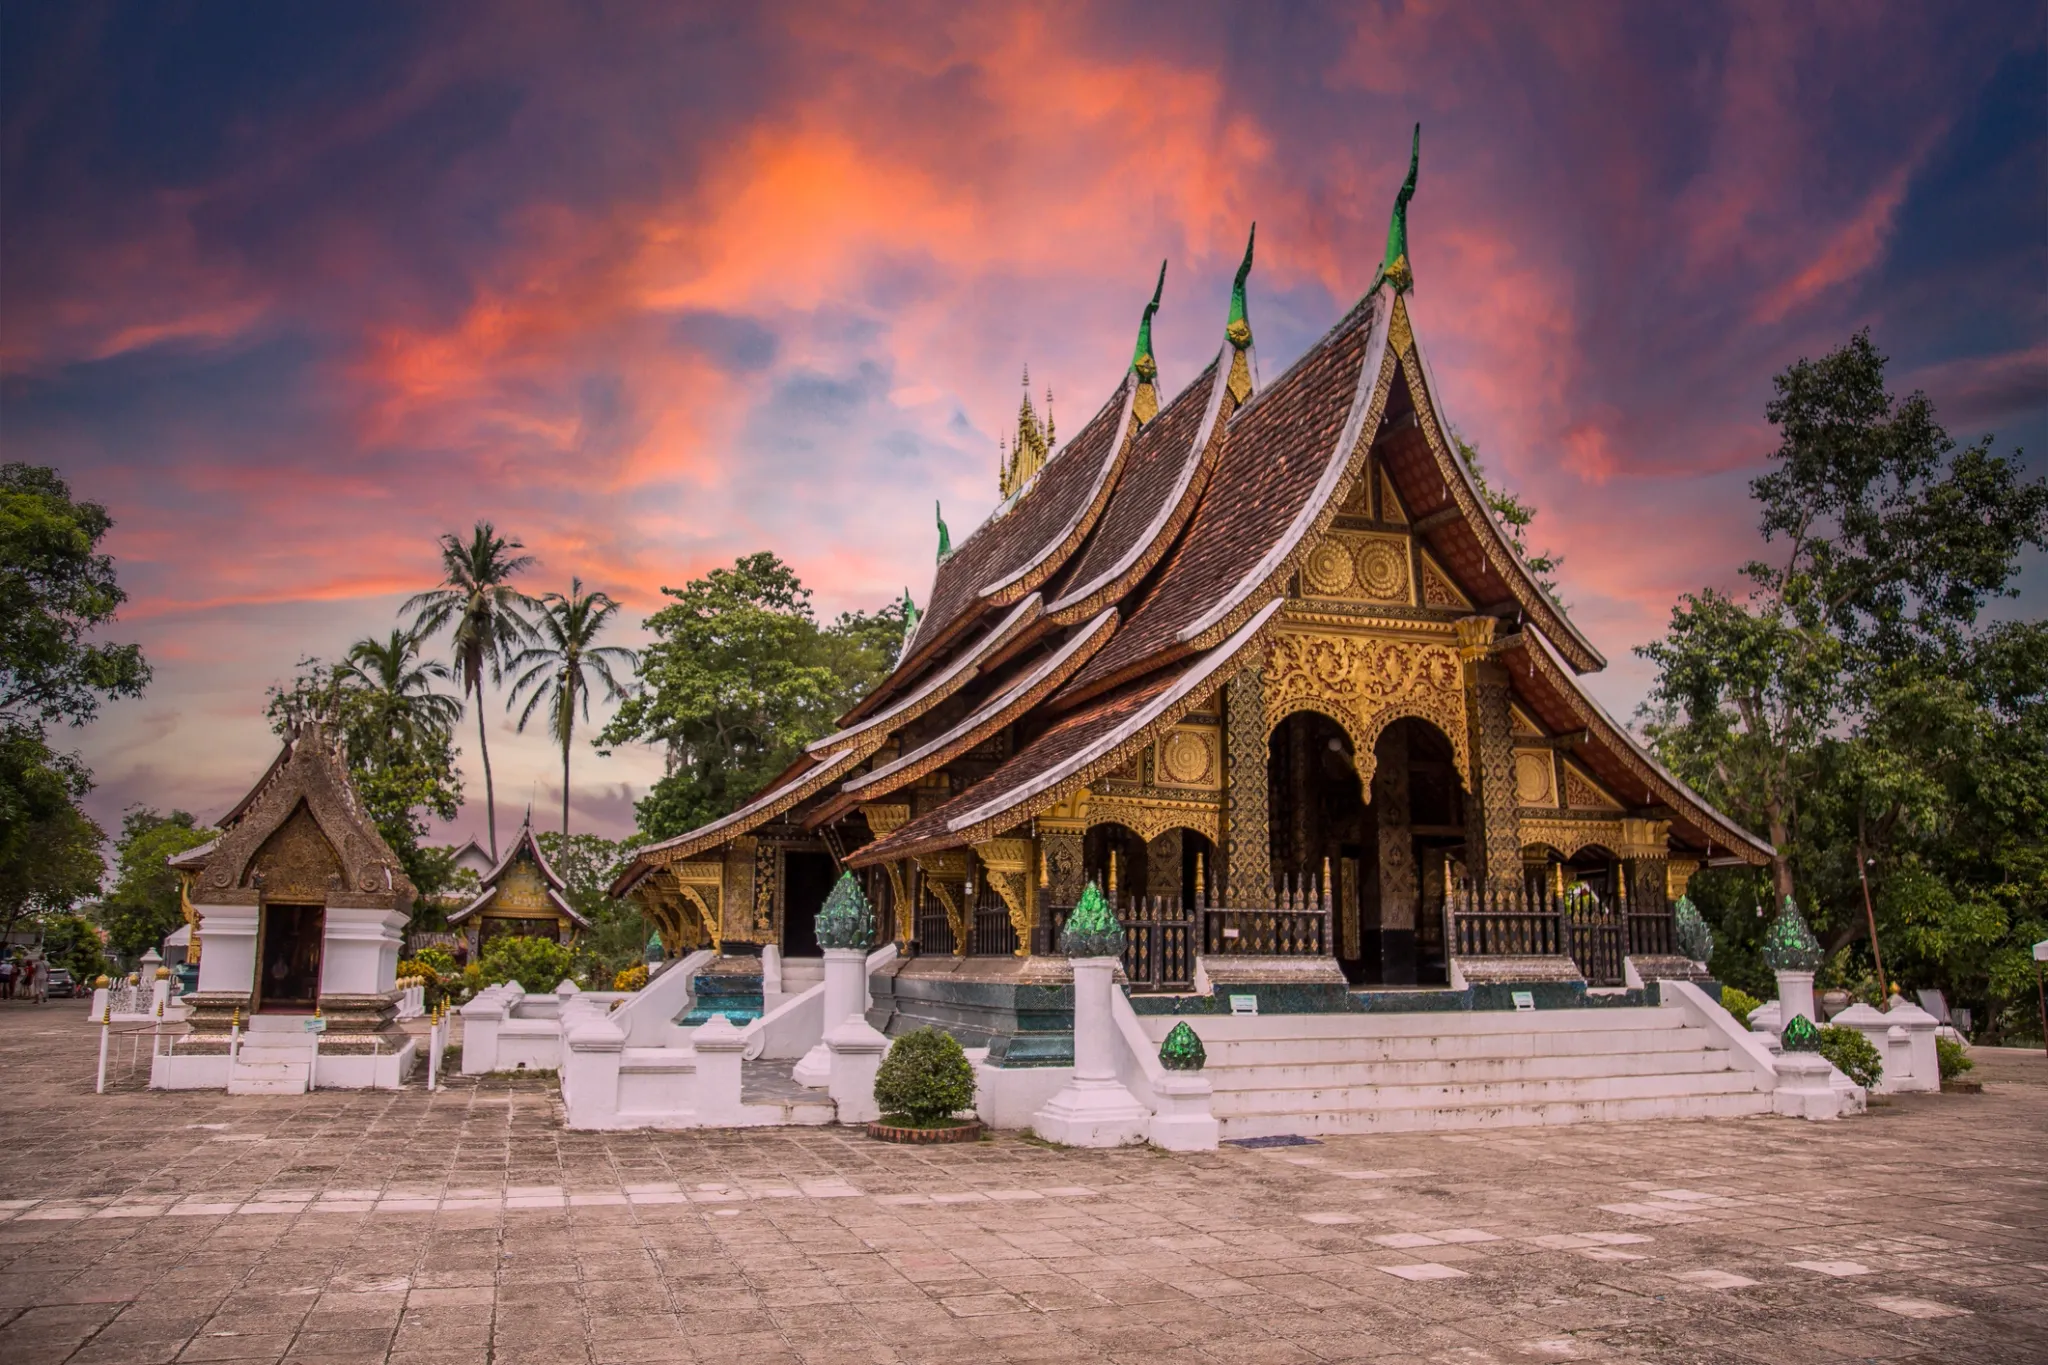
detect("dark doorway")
(257, 903), (324, 1011)
(782, 850), (836, 959)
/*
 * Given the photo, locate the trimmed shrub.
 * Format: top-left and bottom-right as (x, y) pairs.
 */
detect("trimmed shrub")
(1721, 985), (1762, 1029)
(1936, 1035), (1973, 1083)
(873, 1027), (976, 1127)
(613, 963), (649, 992)
(1817, 1025), (1883, 1089)
(476, 934), (577, 994)
(414, 946), (457, 978)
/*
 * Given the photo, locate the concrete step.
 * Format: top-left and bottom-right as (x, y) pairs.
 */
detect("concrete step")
(1201, 1026), (1715, 1066)
(1217, 1088), (1774, 1137)
(227, 1060), (309, 1095)
(1209, 1066), (1764, 1116)
(1206, 1046), (1742, 1091)
(1160, 1006), (1687, 1043)
(779, 959), (825, 988)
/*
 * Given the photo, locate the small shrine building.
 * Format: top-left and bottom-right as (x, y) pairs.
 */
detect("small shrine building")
(446, 815), (588, 949)
(611, 130), (1769, 1058)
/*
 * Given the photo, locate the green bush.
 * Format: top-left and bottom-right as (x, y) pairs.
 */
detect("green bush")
(1935, 1035), (1973, 1083)
(476, 934), (577, 994)
(873, 1027), (976, 1127)
(1721, 985), (1762, 1029)
(1817, 1025), (1883, 1089)
(413, 945), (457, 977)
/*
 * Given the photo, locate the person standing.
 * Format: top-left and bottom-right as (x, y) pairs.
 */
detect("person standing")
(0, 956), (15, 1000)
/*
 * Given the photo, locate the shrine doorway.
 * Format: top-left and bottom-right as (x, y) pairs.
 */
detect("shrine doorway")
(1268, 711), (1462, 986)
(781, 849), (836, 959)
(256, 902), (323, 1012)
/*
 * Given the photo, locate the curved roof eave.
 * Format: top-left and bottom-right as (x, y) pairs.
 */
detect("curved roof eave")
(1400, 297), (1605, 673)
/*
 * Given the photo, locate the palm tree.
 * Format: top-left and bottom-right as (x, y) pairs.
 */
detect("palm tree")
(335, 629), (463, 752)
(405, 523), (537, 858)
(505, 578), (635, 836)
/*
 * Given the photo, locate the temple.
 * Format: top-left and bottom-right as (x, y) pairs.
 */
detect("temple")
(612, 128), (1770, 1076)
(445, 813), (587, 948)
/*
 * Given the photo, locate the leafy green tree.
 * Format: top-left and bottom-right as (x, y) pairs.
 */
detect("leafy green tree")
(1, 464), (150, 943)
(98, 809), (216, 960)
(0, 726), (105, 943)
(600, 553), (904, 840)
(1640, 332), (2048, 1037)
(475, 933), (577, 994)
(1, 463), (149, 729)
(406, 523), (537, 859)
(506, 579), (634, 835)
(266, 647), (463, 895)
(41, 914), (108, 984)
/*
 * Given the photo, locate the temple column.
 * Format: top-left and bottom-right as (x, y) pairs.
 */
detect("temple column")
(1146, 830), (1184, 905)
(1372, 722), (1417, 984)
(1458, 618), (1522, 889)
(1223, 665), (1274, 908)
(1035, 819), (1085, 956)
(1620, 818), (1672, 955)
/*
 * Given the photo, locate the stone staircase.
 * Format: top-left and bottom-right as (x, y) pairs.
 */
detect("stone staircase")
(227, 1017), (316, 1095)
(1183, 1006), (1772, 1138)
(778, 958), (825, 995)
(679, 970), (764, 1026)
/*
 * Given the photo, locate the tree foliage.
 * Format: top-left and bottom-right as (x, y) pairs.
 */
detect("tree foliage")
(600, 553), (908, 840)
(97, 809), (216, 960)
(535, 829), (647, 987)
(1639, 332), (2048, 1039)
(0, 726), (106, 942)
(506, 578), (633, 835)
(0, 463), (150, 729)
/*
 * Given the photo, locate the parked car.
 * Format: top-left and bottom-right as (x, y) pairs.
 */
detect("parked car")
(45, 968), (75, 998)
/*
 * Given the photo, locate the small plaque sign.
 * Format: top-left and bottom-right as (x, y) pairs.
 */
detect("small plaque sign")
(303, 1017), (328, 1033)
(1511, 991), (1535, 1012)
(1222, 927), (1240, 939)
(1230, 994), (1259, 1016)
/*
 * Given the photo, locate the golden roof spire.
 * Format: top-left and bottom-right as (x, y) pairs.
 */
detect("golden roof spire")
(1000, 364), (1051, 500)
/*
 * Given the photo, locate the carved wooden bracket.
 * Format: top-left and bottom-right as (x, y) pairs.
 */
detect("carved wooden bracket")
(974, 838), (1035, 958)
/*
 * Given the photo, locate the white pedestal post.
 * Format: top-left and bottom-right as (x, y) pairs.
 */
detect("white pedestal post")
(1772, 1051), (1843, 1119)
(1032, 957), (1148, 1147)
(1774, 970), (1817, 1028)
(793, 947), (864, 1089)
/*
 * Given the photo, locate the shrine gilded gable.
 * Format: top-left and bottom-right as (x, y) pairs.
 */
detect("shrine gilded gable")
(245, 800), (342, 902)
(1261, 628), (1470, 789)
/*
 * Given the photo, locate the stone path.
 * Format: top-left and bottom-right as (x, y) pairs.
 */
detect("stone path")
(2, 1001), (2044, 1364)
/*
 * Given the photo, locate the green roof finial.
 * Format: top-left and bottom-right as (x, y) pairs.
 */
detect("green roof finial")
(1132, 259), (1166, 383)
(1381, 123), (1420, 293)
(815, 871), (876, 950)
(899, 587), (919, 638)
(1226, 223), (1256, 350)
(1058, 880), (1126, 958)
(935, 501), (951, 562)
(1761, 894), (1823, 973)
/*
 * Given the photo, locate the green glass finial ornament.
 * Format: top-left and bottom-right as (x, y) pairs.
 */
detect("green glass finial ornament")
(1132, 259), (1166, 382)
(1672, 894), (1712, 964)
(1761, 895), (1823, 973)
(1380, 123), (1420, 293)
(1159, 1020), (1206, 1071)
(815, 871), (875, 950)
(934, 501), (951, 562)
(1780, 1013), (1822, 1052)
(1059, 881), (1126, 958)
(644, 931), (664, 965)
(1226, 224), (1256, 350)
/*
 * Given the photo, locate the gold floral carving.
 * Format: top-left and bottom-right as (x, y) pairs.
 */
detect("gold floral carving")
(1562, 765), (1622, 811)
(1512, 749), (1557, 807)
(1388, 296), (1414, 359)
(1419, 553), (1470, 610)
(1509, 703), (1545, 737)
(1378, 467), (1407, 523)
(861, 803), (909, 838)
(915, 851), (971, 953)
(1354, 538), (1409, 602)
(1037, 786), (1090, 832)
(491, 861), (552, 914)
(1453, 615), (1497, 662)
(1301, 531), (1410, 605)
(1155, 727), (1220, 789)
(1261, 630), (1470, 789)
(1667, 857), (1700, 901)
(1304, 539), (1355, 596)
(723, 838), (757, 944)
(1085, 796), (1221, 846)
(883, 862), (913, 943)
(245, 801), (342, 901)
(974, 839), (1035, 957)
(1518, 818), (1625, 859)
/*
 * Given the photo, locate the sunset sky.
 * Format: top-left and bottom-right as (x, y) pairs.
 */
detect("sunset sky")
(4, 2), (2042, 846)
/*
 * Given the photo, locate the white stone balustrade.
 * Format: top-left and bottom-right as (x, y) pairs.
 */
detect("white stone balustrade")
(1032, 957), (1150, 1147)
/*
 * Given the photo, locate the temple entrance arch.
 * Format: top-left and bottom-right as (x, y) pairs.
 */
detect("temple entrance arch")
(1268, 709), (1463, 986)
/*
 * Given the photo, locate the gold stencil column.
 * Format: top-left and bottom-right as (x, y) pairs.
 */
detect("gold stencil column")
(1457, 617), (1522, 888)
(1223, 665), (1275, 908)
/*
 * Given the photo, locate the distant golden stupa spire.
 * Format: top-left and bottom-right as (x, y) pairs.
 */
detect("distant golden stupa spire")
(1000, 364), (1053, 499)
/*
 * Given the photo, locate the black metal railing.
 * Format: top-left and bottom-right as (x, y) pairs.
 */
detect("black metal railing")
(914, 885), (956, 956)
(968, 880), (1018, 958)
(1445, 873), (1672, 987)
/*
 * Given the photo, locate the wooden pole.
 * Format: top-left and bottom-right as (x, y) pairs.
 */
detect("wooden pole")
(1857, 815), (1888, 1002)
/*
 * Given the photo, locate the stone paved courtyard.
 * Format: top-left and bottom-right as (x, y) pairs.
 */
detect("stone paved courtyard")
(1, 1003), (2043, 1365)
